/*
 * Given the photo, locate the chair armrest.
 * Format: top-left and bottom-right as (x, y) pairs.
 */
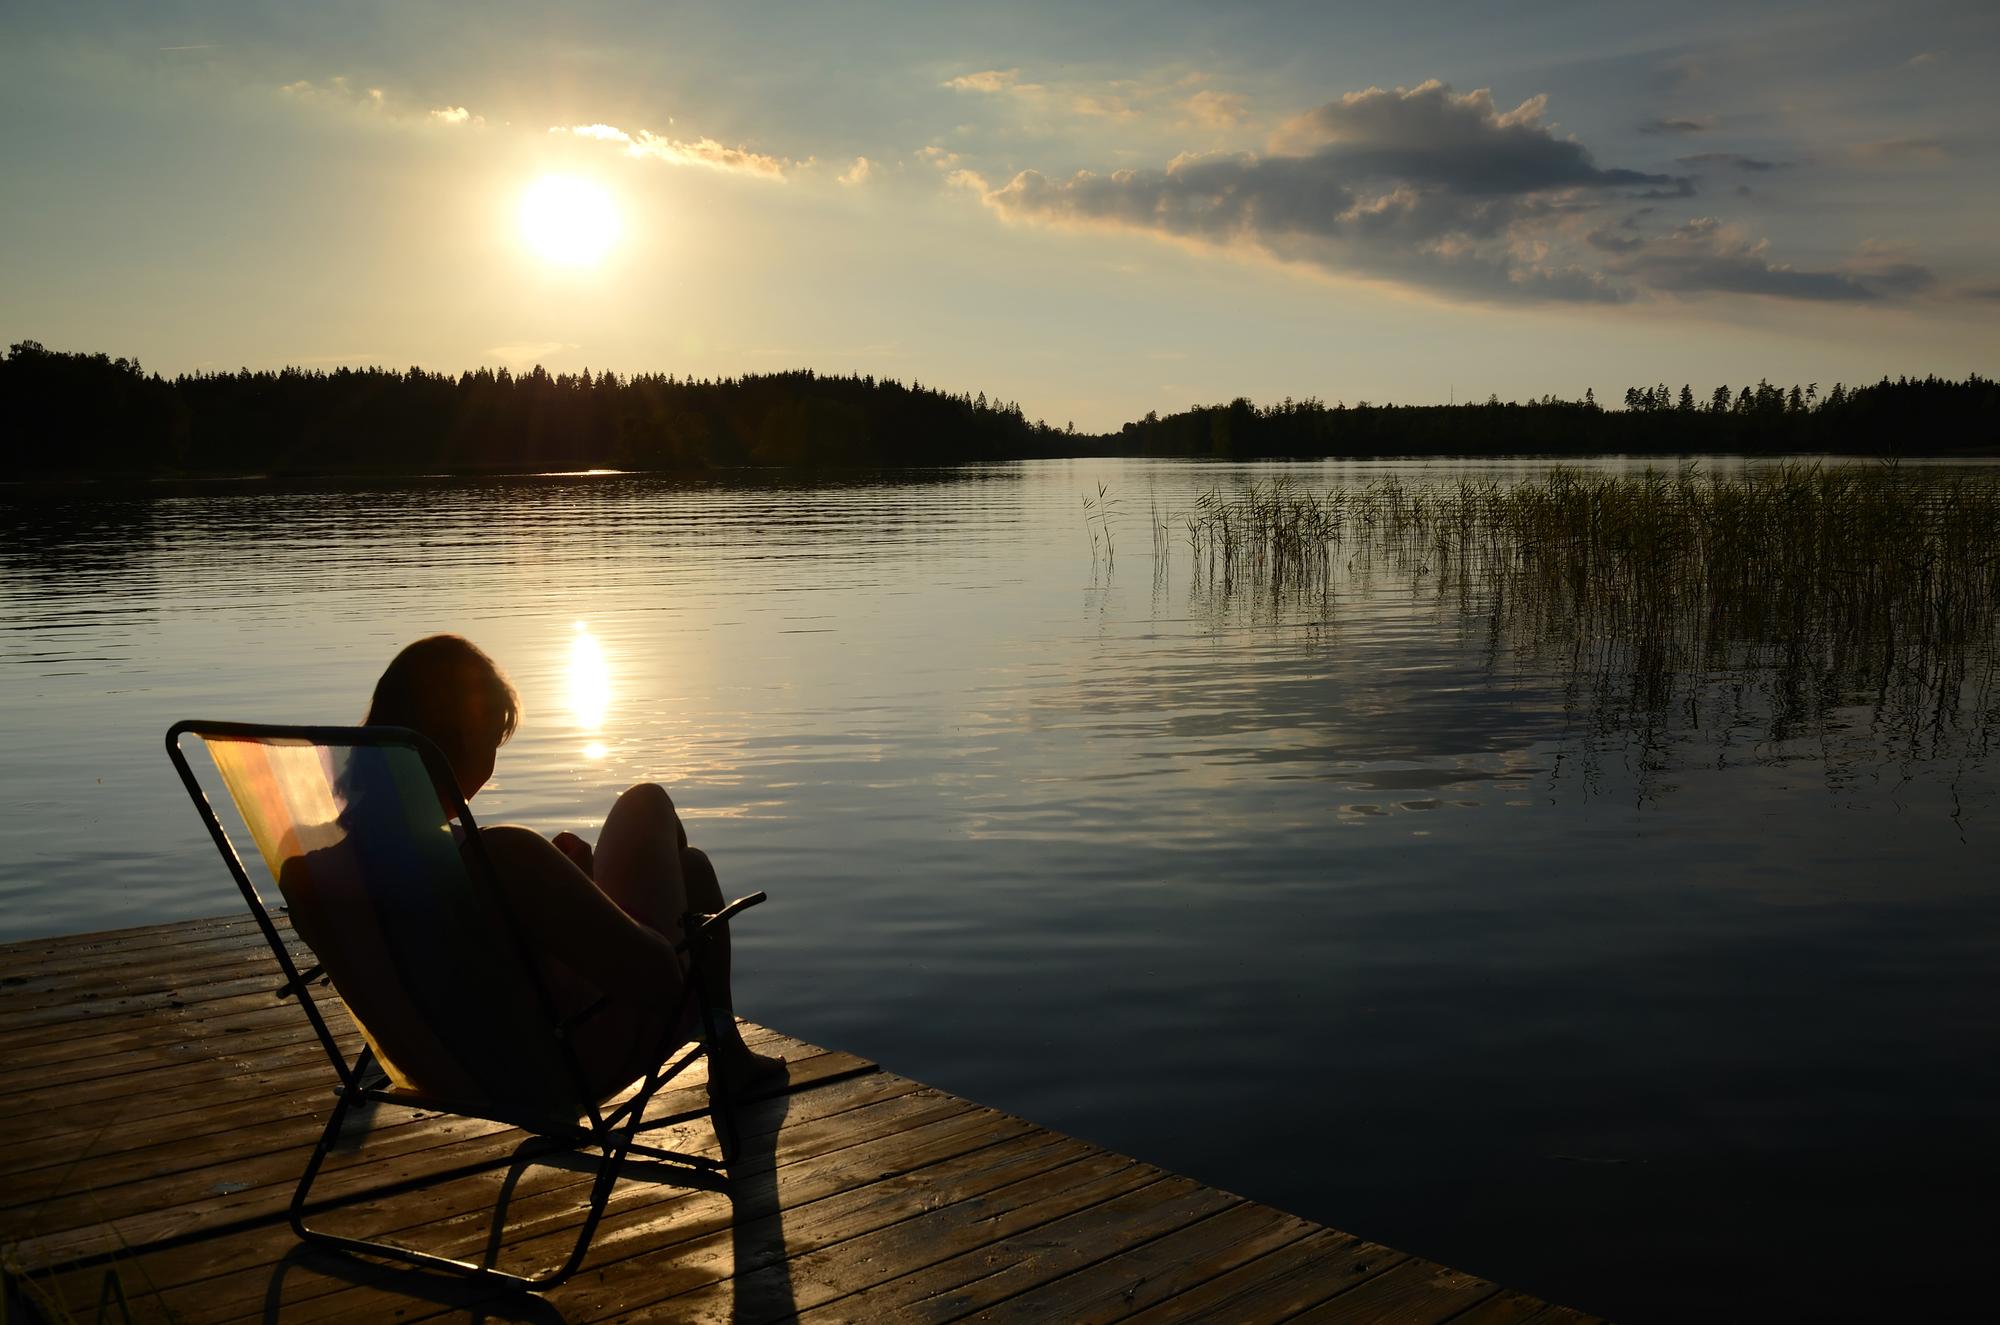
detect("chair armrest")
(675, 891), (768, 951)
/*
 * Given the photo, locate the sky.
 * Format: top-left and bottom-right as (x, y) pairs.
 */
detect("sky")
(3, 0), (1997, 430)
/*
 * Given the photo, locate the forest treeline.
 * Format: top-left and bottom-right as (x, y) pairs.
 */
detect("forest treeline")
(1109, 377), (2000, 459)
(1, 340), (1994, 478)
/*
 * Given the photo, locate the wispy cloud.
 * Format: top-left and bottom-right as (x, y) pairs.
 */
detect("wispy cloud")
(1848, 136), (1947, 163)
(943, 65), (1251, 134)
(838, 156), (873, 186)
(1602, 218), (1903, 301)
(944, 69), (1035, 95)
(1640, 116), (1712, 135)
(280, 76), (387, 111)
(551, 123), (791, 179)
(280, 76), (482, 130)
(1179, 88), (1249, 129)
(1677, 152), (1788, 172)
(1070, 92), (1137, 120)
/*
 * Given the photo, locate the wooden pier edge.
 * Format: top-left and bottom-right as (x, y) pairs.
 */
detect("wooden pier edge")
(0, 916), (1606, 1323)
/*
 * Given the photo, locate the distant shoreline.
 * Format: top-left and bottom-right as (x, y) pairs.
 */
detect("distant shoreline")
(4, 341), (1994, 478)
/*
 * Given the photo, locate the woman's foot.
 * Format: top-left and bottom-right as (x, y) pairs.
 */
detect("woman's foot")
(707, 1040), (789, 1100)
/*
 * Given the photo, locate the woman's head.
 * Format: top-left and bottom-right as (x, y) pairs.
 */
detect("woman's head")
(365, 635), (520, 798)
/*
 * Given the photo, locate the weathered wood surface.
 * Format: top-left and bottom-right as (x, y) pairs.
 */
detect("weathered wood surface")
(0, 917), (1606, 1323)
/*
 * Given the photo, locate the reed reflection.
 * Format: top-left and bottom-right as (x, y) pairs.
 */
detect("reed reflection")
(1165, 465), (2000, 810)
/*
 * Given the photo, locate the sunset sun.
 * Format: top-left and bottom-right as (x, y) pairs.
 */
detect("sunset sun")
(518, 174), (620, 266)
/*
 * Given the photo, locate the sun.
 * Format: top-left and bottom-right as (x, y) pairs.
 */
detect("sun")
(518, 175), (620, 267)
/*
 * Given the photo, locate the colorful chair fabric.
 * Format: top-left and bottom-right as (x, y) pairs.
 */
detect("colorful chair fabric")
(167, 720), (764, 1289)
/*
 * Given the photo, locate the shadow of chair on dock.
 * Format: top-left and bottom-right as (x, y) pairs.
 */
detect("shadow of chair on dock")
(256, 1086), (796, 1324)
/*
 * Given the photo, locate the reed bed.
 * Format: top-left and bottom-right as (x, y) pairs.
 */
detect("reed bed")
(1150, 465), (2000, 796)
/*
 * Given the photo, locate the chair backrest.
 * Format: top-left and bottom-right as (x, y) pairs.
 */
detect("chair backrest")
(170, 723), (585, 1123)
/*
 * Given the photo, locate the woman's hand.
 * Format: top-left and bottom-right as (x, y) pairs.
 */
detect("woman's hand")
(551, 831), (595, 878)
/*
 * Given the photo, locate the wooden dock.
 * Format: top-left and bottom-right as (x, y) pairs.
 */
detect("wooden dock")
(0, 915), (1602, 1324)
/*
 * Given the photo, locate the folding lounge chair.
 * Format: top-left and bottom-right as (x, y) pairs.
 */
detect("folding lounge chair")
(166, 720), (765, 1289)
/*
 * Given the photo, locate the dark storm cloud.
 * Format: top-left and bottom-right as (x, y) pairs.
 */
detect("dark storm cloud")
(968, 82), (1933, 308)
(973, 82), (1653, 304)
(1272, 81), (1681, 195)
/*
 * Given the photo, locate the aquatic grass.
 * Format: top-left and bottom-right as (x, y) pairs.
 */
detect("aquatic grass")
(1142, 464), (2000, 803)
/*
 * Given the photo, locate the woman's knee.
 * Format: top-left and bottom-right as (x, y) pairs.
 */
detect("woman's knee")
(615, 781), (676, 818)
(607, 782), (682, 838)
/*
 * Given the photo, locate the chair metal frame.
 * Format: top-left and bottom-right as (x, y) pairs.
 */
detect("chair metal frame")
(166, 719), (765, 1291)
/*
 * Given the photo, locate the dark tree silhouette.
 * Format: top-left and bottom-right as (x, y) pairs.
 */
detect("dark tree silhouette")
(0, 343), (1070, 478)
(2, 341), (1994, 477)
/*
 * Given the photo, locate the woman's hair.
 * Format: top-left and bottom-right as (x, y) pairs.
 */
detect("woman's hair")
(364, 635), (520, 770)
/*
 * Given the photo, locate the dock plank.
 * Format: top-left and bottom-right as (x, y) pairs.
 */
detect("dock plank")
(0, 917), (1605, 1325)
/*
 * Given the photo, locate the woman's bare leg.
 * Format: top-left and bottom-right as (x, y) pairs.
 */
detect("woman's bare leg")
(595, 784), (784, 1095)
(591, 782), (691, 940)
(475, 825), (683, 1008)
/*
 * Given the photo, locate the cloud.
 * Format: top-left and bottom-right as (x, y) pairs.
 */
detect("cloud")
(280, 76), (386, 112)
(917, 144), (962, 169)
(1848, 136), (1946, 163)
(1267, 83), (1683, 194)
(944, 69), (1036, 95)
(1640, 117), (1712, 134)
(838, 156), (873, 186)
(944, 64), (1251, 135)
(551, 123), (790, 179)
(1071, 92), (1136, 119)
(1179, 88), (1248, 129)
(280, 77), (484, 130)
(1677, 152), (1788, 172)
(956, 81), (1936, 309)
(1602, 218), (1929, 301)
(965, 81), (1701, 304)
(1842, 240), (1938, 296)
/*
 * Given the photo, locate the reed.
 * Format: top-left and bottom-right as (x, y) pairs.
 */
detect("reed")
(1144, 464), (2000, 799)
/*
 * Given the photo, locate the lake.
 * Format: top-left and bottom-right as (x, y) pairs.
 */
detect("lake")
(3, 457), (1996, 1321)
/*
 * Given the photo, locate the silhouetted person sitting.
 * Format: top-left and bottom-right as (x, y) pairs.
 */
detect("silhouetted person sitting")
(364, 634), (785, 1100)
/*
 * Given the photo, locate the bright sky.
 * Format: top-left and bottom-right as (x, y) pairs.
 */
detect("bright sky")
(4, 0), (1996, 430)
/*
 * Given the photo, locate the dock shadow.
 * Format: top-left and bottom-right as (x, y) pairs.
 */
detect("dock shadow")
(260, 1242), (569, 1324)
(719, 1081), (795, 1325)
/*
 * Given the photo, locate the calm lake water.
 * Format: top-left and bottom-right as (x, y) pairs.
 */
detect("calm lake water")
(3, 457), (1997, 1320)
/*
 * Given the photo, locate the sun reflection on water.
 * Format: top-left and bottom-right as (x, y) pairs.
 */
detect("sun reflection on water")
(566, 621), (612, 758)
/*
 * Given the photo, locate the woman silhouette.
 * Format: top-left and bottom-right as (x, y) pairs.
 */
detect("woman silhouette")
(364, 633), (784, 1099)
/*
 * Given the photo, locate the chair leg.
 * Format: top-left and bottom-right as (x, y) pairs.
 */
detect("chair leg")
(286, 1089), (625, 1292)
(692, 988), (744, 1165)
